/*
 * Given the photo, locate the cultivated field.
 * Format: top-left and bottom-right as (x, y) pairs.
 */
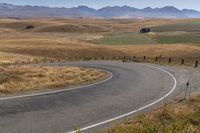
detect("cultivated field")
(97, 20), (200, 45)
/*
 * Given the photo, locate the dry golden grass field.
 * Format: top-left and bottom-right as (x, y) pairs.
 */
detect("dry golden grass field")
(0, 18), (200, 64)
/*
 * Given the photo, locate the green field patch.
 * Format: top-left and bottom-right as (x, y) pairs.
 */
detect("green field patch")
(151, 22), (200, 44)
(96, 22), (200, 45)
(155, 33), (200, 44)
(151, 22), (200, 32)
(189, 20), (200, 24)
(96, 32), (157, 45)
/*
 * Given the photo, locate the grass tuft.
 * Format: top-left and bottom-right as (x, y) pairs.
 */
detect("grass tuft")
(104, 95), (200, 133)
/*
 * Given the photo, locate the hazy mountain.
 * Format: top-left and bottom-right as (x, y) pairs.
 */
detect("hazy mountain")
(182, 9), (200, 18)
(0, 3), (200, 18)
(97, 6), (138, 18)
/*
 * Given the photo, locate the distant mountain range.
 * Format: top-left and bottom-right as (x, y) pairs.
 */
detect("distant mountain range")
(1, 3), (200, 18)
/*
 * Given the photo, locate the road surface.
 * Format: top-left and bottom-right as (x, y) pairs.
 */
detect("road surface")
(0, 61), (176, 133)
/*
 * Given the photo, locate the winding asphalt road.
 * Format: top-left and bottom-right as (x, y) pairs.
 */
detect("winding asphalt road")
(0, 61), (176, 133)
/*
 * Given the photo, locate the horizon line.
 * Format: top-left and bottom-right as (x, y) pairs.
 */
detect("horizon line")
(0, 2), (199, 11)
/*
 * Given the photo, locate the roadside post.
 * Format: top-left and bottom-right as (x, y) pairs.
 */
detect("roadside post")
(184, 81), (190, 100)
(195, 60), (198, 68)
(155, 56), (158, 61)
(168, 58), (171, 63)
(181, 59), (184, 65)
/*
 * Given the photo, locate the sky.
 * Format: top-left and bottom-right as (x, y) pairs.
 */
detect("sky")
(0, 0), (200, 11)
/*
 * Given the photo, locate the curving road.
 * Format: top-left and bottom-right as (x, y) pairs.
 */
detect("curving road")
(0, 61), (176, 133)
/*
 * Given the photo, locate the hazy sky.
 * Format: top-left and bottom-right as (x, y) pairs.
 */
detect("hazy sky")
(1, 0), (200, 10)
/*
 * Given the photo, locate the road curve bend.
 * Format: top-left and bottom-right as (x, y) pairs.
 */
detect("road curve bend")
(0, 61), (176, 133)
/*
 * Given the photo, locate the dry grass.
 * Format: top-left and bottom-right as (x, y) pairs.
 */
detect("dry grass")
(0, 18), (200, 63)
(0, 52), (34, 64)
(0, 18), (180, 34)
(0, 66), (107, 95)
(105, 95), (200, 133)
(110, 44), (200, 58)
(1, 32), (200, 62)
